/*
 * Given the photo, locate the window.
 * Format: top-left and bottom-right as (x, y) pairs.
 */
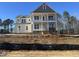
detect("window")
(22, 19), (24, 23)
(29, 19), (30, 21)
(18, 26), (21, 30)
(49, 22), (55, 28)
(34, 16), (39, 20)
(43, 16), (45, 20)
(26, 26), (28, 30)
(17, 19), (19, 22)
(43, 5), (46, 10)
(34, 24), (39, 29)
(43, 16), (47, 21)
(21, 19), (26, 23)
(48, 16), (54, 20)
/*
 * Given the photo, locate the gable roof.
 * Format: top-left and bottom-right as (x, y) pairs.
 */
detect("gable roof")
(16, 15), (30, 18)
(33, 3), (55, 13)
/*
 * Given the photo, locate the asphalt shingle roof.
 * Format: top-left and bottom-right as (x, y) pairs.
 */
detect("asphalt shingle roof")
(33, 3), (55, 13)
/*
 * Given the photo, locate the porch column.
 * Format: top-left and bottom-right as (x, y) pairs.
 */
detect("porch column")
(55, 13), (59, 34)
(41, 23), (44, 35)
(40, 23), (42, 31)
(47, 14), (49, 31)
(41, 13), (43, 21)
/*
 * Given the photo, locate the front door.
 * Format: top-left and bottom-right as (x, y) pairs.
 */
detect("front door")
(49, 22), (56, 33)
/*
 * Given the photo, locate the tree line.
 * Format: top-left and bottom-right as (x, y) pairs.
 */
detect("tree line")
(57, 11), (78, 34)
(0, 19), (14, 34)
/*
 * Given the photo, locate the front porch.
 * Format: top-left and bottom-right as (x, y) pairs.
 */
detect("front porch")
(33, 22), (57, 34)
(33, 22), (48, 31)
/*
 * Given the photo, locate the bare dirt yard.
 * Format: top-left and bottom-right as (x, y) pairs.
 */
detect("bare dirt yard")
(0, 34), (79, 44)
(0, 34), (79, 57)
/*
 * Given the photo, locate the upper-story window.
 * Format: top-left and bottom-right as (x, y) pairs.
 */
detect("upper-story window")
(43, 16), (47, 21)
(48, 16), (54, 20)
(34, 16), (39, 20)
(22, 19), (23, 23)
(21, 19), (26, 23)
(43, 4), (46, 10)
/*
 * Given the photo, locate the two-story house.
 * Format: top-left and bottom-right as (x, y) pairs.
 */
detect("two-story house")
(14, 16), (32, 33)
(14, 3), (63, 34)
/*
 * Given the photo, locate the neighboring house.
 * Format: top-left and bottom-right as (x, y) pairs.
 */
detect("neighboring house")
(14, 16), (32, 33)
(14, 3), (63, 34)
